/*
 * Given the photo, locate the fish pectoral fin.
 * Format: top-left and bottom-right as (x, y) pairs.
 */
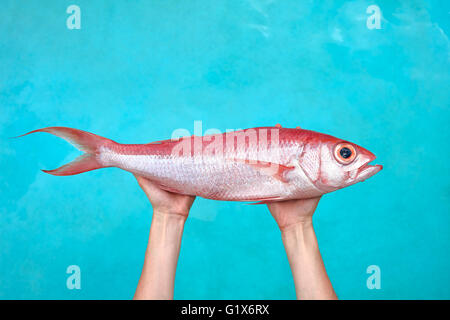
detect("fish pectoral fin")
(229, 158), (295, 183)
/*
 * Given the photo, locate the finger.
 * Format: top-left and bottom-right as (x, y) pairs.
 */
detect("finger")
(133, 174), (161, 195)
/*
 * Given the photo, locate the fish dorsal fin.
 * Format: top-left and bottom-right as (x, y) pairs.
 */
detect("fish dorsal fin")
(230, 158), (294, 183)
(146, 137), (182, 145)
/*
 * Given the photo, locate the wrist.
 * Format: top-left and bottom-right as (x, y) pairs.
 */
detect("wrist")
(148, 211), (186, 245)
(151, 211), (188, 232)
(153, 209), (188, 221)
(280, 219), (313, 236)
(280, 220), (317, 253)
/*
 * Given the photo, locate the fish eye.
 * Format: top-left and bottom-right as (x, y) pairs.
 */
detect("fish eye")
(334, 143), (357, 164)
(340, 147), (352, 159)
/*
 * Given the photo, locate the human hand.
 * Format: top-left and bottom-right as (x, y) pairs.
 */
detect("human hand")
(133, 174), (195, 300)
(134, 174), (196, 218)
(268, 196), (337, 300)
(267, 197), (321, 231)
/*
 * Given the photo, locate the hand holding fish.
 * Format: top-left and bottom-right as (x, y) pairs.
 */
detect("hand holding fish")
(134, 174), (196, 218)
(267, 198), (337, 300)
(267, 197), (321, 230)
(133, 175), (195, 300)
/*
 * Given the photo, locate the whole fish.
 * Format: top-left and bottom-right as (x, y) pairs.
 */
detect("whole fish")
(19, 125), (382, 203)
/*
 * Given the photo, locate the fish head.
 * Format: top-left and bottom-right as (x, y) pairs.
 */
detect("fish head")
(298, 132), (382, 193)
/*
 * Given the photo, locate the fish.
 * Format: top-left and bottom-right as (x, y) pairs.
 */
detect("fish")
(18, 125), (382, 203)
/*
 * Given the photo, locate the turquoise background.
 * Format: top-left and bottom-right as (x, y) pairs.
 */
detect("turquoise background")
(1, 0), (449, 299)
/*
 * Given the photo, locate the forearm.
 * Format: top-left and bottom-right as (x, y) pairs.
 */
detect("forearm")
(281, 221), (337, 300)
(134, 211), (186, 300)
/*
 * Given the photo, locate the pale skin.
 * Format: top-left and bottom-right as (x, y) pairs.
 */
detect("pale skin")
(133, 175), (337, 300)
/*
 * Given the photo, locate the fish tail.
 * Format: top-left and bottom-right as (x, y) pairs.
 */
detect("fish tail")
(15, 127), (115, 176)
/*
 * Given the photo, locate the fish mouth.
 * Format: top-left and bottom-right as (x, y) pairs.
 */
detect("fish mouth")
(351, 160), (383, 182)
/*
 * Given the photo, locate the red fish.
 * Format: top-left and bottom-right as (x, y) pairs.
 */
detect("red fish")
(19, 125), (382, 203)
